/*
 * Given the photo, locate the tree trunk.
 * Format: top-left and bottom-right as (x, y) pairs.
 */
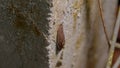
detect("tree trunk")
(48, 0), (118, 68)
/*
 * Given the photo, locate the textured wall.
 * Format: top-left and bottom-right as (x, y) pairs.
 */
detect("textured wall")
(0, 0), (51, 68)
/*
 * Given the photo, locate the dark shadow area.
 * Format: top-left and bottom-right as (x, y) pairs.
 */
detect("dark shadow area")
(117, 0), (120, 43)
(0, 0), (51, 68)
(112, 0), (120, 68)
(117, 28), (120, 43)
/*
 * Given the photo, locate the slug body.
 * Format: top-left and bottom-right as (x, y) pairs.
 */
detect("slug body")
(56, 24), (65, 54)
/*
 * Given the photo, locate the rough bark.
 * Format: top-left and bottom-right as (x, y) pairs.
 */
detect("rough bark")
(48, 0), (117, 68)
